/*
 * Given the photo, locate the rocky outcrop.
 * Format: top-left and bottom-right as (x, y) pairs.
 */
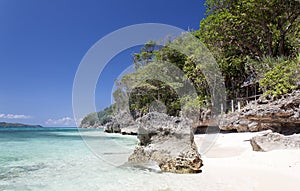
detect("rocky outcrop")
(121, 125), (138, 135)
(250, 132), (300, 151)
(220, 90), (300, 135)
(190, 109), (212, 133)
(80, 121), (104, 129)
(104, 119), (121, 133)
(104, 110), (136, 134)
(128, 112), (202, 174)
(80, 107), (114, 129)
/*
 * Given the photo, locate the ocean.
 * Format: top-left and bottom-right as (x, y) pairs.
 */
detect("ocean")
(0, 127), (207, 191)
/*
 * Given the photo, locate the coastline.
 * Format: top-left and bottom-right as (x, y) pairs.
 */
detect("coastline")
(1, 127), (299, 191)
(98, 127), (300, 190)
(0, 122), (42, 128)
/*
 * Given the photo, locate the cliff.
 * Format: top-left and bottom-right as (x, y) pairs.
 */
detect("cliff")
(80, 106), (113, 128)
(220, 90), (300, 135)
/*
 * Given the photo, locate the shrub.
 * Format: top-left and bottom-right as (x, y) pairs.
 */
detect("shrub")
(259, 57), (299, 98)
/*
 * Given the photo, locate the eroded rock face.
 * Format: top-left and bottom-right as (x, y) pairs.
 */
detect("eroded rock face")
(190, 109), (212, 133)
(104, 119), (121, 133)
(250, 132), (300, 152)
(121, 125), (138, 135)
(128, 112), (202, 173)
(104, 110), (136, 134)
(80, 122), (104, 129)
(220, 90), (300, 135)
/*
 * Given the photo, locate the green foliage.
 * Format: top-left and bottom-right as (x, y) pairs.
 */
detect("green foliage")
(114, 33), (218, 117)
(129, 79), (181, 118)
(133, 41), (161, 69)
(181, 95), (208, 112)
(259, 57), (300, 98)
(97, 106), (114, 124)
(198, 0), (300, 58)
(183, 55), (210, 98)
(245, 56), (289, 80)
(81, 106), (114, 126)
(155, 45), (187, 70)
(196, 0), (300, 101)
(119, 57), (186, 117)
(113, 0), (300, 118)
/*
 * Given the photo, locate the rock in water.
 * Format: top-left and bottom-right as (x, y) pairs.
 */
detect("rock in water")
(250, 132), (300, 152)
(128, 112), (203, 173)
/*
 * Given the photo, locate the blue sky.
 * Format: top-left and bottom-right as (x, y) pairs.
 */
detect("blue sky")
(0, 0), (206, 126)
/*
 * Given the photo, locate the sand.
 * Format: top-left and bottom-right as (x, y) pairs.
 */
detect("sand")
(194, 131), (300, 191)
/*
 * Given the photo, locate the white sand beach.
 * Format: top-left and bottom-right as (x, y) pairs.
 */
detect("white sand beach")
(2, 128), (299, 191)
(194, 131), (300, 191)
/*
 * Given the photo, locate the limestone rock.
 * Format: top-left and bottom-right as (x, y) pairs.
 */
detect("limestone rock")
(104, 120), (120, 133)
(220, 90), (300, 135)
(104, 110), (135, 133)
(250, 132), (300, 152)
(191, 109), (212, 133)
(121, 125), (138, 135)
(128, 112), (202, 173)
(80, 120), (107, 129)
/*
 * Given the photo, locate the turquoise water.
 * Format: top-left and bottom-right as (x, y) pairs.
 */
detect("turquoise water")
(0, 127), (207, 191)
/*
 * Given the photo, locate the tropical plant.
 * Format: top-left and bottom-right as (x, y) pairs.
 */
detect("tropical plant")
(259, 56), (300, 98)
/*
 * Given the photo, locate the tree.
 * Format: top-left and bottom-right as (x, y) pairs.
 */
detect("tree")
(133, 41), (161, 69)
(197, 0), (300, 58)
(80, 105), (114, 127)
(196, 0), (300, 100)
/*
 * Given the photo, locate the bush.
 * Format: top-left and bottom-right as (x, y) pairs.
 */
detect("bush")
(259, 57), (299, 98)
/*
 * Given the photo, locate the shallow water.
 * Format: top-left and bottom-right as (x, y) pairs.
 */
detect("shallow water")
(0, 127), (235, 191)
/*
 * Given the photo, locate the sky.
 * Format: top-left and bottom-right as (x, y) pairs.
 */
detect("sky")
(0, 0), (206, 126)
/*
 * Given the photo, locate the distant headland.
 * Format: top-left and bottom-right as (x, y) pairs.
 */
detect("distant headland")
(0, 122), (42, 128)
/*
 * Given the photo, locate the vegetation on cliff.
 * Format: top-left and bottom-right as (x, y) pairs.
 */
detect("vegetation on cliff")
(80, 106), (113, 127)
(196, 0), (300, 100)
(259, 57), (300, 98)
(81, 0), (300, 127)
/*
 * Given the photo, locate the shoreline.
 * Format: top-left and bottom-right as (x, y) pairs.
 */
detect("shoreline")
(79, 126), (300, 190)
(194, 131), (300, 191)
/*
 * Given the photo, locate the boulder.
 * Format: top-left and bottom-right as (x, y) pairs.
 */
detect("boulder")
(121, 125), (138, 135)
(250, 132), (300, 152)
(104, 120), (120, 133)
(104, 110), (135, 133)
(128, 112), (202, 173)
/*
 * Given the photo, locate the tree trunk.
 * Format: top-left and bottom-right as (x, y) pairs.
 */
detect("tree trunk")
(266, 31), (273, 56)
(279, 31), (285, 56)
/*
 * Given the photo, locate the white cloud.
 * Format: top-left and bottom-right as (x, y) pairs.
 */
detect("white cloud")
(45, 117), (75, 126)
(0, 113), (32, 119)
